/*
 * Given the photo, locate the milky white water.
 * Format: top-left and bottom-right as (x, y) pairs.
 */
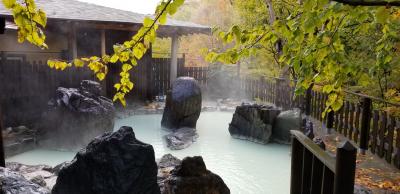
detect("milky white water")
(6, 112), (291, 194)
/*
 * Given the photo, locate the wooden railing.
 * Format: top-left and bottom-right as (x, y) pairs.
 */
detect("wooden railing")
(242, 77), (400, 169)
(290, 130), (357, 194)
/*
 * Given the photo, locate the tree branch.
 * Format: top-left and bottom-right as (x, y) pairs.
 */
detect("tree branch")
(333, 0), (400, 6)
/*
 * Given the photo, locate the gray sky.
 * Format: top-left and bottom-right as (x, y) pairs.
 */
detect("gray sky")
(78, 0), (161, 14)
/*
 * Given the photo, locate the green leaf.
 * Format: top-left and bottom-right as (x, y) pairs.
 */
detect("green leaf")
(159, 12), (167, 25)
(143, 17), (153, 27)
(375, 7), (389, 24)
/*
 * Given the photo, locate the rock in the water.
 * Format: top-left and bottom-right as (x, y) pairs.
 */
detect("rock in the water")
(40, 80), (115, 150)
(273, 109), (302, 144)
(161, 77), (202, 130)
(0, 167), (50, 194)
(158, 155), (230, 194)
(52, 126), (160, 194)
(229, 104), (280, 144)
(3, 125), (37, 157)
(6, 162), (56, 190)
(165, 127), (199, 150)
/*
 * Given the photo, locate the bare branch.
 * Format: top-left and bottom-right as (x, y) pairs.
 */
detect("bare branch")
(333, 0), (400, 6)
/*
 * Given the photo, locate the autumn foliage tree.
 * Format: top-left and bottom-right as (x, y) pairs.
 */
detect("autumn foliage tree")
(207, 0), (400, 115)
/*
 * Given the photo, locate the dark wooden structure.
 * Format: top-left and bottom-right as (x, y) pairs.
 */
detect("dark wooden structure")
(242, 77), (400, 169)
(290, 130), (357, 194)
(0, 56), (208, 125)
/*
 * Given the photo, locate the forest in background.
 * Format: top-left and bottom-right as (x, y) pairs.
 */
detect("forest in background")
(152, 0), (400, 116)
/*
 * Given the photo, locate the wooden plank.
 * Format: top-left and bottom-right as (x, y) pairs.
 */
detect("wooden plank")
(338, 107), (344, 134)
(395, 118), (400, 169)
(301, 148), (313, 194)
(378, 111), (387, 158)
(310, 155), (323, 194)
(321, 166), (334, 194)
(354, 104), (361, 143)
(386, 116), (395, 163)
(313, 91), (318, 118)
(290, 137), (304, 194)
(343, 101), (350, 137)
(360, 98), (372, 153)
(371, 110), (379, 154)
(0, 105), (5, 167)
(349, 103), (354, 140)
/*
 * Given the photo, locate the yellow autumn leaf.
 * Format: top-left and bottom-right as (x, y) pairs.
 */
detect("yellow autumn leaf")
(73, 59), (85, 67)
(110, 54), (119, 63)
(96, 72), (105, 81)
(122, 63), (132, 72)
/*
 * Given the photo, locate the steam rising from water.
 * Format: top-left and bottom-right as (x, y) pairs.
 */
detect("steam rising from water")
(7, 112), (290, 194)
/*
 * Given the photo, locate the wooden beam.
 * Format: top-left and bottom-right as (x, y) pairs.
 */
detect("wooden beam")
(0, 105), (5, 167)
(101, 29), (106, 56)
(68, 22), (77, 60)
(170, 35), (179, 84)
(0, 18), (5, 34)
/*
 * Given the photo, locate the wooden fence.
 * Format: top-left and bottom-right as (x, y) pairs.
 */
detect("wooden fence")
(0, 59), (96, 126)
(148, 57), (209, 98)
(291, 130), (357, 194)
(0, 55), (209, 125)
(240, 77), (305, 111)
(242, 77), (400, 169)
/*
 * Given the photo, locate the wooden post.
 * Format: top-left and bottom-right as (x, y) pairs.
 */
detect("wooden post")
(0, 17), (5, 34)
(360, 97), (372, 154)
(334, 141), (357, 194)
(0, 51), (5, 65)
(305, 86), (312, 116)
(101, 29), (106, 56)
(327, 110), (335, 134)
(0, 105), (5, 167)
(290, 137), (304, 194)
(170, 35), (179, 85)
(146, 44), (154, 100)
(68, 22), (77, 60)
(98, 29), (107, 96)
(275, 79), (282, 108)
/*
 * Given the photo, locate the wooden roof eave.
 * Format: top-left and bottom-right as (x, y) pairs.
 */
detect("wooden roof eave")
(1, 14), (211, 38)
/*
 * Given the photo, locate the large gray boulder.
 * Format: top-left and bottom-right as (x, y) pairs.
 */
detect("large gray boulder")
(161, 77), (202, 130)
(272, 109), (302, 144)
(158, 155), (230, 194)
(0, 167), (50, 194)
(40, 80), (115, 150)
(229, 104), (281, 144)
(52, 126), (160, 194)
